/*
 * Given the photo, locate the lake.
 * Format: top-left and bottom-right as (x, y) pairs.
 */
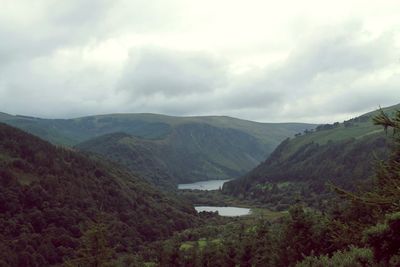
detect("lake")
(195, 206), (251, 217)
(178, 179), (231, 190)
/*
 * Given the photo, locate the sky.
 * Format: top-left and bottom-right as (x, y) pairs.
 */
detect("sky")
(0, 0), (400, 123)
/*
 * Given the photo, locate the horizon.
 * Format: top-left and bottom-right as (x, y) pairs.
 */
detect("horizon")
(2, 101), (398, 125)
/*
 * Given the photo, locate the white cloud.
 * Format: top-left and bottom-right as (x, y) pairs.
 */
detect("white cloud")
(0, 0), (400, 122)
(118, 48), (227, 97)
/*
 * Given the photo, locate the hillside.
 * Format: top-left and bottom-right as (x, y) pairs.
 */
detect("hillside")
(76, 123), (269, 185)
(0, 113), (314, 147)
(76, 132), (178, 188)
(0, 113), (314, 184)
(0, 123), (198, 266)
(223, 104), (400, 209)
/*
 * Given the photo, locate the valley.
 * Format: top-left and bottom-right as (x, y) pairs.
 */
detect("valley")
(1, 104), (400, 266)
(4, 2), (400, 266)
(0, 113), (314, 188)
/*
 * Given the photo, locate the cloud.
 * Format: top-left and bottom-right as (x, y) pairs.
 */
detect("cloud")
(223, 24), (400, 122)
(0, 1), (399, 123)
(117, 48), (228, 97)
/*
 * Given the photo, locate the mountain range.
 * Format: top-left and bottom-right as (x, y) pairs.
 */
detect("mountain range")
(0, 113), (314, 186)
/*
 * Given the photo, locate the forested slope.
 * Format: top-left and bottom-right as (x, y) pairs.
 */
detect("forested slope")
(0, 123), (197, 266)
(76, 123), (272, 185)
(223, 104), (400, 209)
(75, 132), (178, 188)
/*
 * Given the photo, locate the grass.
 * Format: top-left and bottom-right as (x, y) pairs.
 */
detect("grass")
(282, 121), (383, 161)
(285, 104), (400, 158)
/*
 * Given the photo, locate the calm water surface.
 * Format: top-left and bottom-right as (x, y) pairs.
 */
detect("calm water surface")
(178, 179), (231, 190)
(195, 206), (251, 217)
(179, 180), (251, 217)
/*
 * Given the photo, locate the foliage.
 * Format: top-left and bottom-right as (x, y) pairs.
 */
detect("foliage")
(297, 246), (374, 267)
(223, 105), (400, 208)
(64, 222), (114, 267)
(0, 123), (198, 266)
(363, 212), (400, 265)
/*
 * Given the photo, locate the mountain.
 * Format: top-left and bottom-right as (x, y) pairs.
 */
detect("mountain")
(0, 113), (315, 184)
(0, 123), (198, 266)
(223, 104), (400, 209)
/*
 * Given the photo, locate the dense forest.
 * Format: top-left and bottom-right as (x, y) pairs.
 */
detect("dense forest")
(223, 133), (391, 210)
(75, 132), (179, 189)
(0, 123), (199, 266)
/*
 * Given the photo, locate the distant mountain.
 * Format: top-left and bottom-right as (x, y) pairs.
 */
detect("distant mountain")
(0, 113), (315, 184)
(223, 104), (400, 209)
(0, 123), (197, 266)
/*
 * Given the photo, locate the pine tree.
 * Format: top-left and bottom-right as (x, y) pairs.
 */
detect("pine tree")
(332, 109), (400, 265)
(334, 109), (400, 211)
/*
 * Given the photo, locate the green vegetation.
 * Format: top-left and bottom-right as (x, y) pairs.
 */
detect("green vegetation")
(223, 104), (400, 209)
(75, 132), (178, 189)
(0, 123), (199, 266)
(0, 113), (314, 148)
(75, 122), (312, 185)
(0, 112), (314, 185)
(136, 108), (400, 266)
(2, 104), (400, 266)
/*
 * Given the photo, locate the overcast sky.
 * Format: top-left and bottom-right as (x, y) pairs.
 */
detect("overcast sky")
(1, 0), (400, 123)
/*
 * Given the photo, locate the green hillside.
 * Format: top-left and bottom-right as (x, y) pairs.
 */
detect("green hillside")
(76, 123), (270, 185)
(0, 123), (198, 266)
(0, 113), (314, 184)
(223, 103), (400, 209)
(0, 113), (314, 147)
(76, 132), (179, 188)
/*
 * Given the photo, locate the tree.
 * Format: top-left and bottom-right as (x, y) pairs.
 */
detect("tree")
(335, 109), (400, 211)
(65, 223), (114, 267)
(364, 212), (400, 265)
(333, 108), (400, 265)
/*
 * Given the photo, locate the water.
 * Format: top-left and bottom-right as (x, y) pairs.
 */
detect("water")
(195, 206), (251, 217)
(178, 179), (231, 191)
